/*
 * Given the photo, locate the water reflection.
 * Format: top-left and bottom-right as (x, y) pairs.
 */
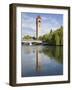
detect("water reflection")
(21, 45), (63, 77)
(42, 46), (63, 64)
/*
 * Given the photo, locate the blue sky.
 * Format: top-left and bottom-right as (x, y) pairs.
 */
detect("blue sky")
(21, 12), (63, 38)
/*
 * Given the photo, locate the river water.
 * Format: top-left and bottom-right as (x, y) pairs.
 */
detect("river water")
(21, 45), (63, 77)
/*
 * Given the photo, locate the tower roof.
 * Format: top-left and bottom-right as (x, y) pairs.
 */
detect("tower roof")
(37, 16), (41, 19)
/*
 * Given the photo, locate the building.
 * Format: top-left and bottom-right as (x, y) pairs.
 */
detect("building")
(36, 16), (42, 39)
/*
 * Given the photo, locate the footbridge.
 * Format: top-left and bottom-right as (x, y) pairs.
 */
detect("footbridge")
(22, 40), (42, 45)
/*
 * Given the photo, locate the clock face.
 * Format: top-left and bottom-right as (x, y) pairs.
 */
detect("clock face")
(39, 20), (41, 23)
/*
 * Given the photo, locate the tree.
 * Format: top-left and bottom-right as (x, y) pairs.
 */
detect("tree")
(55, 33), (60, 45)
(51, 34), (56, 45)
(50, 29), (52, 33)
(38, 36), (43, 40)
(41, 26), (63, 45)
(23, 35), (32, 40)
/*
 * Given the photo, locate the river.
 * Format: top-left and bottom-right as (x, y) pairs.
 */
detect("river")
(21, 45), (63, 77)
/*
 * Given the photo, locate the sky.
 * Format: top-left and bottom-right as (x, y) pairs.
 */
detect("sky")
(21, 12), (63, 38)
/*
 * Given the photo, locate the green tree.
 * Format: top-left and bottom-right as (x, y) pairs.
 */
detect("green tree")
(41, 26), (63, 45)
(23, 35), (32, 40)
(50, 29), (52, 33)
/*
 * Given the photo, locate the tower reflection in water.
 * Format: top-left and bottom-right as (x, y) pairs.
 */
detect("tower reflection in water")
(21, 45), (63, 77)
(36, 46), (42, 72)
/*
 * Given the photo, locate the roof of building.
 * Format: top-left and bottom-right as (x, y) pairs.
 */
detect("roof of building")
(37, 16), (41, 19)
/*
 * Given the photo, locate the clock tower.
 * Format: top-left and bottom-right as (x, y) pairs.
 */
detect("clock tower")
(36, 16), (41, 39)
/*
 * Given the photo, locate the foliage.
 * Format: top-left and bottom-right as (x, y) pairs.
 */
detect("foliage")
(38, 26), (63, 45)
(23, 35), (32, 40)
